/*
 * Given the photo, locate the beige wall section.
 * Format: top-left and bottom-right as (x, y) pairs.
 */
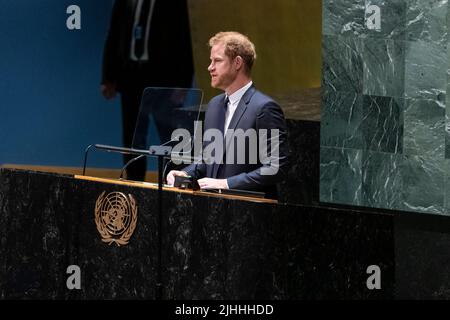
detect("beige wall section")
(188, 0), (322, 107)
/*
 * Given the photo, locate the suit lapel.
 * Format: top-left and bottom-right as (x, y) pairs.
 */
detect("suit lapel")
(210, 94), (226, 178)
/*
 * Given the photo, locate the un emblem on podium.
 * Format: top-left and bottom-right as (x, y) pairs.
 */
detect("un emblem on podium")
(95, 191), (138, 246)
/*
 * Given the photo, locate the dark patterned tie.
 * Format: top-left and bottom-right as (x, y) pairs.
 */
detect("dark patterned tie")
(219, 95), (229, 134)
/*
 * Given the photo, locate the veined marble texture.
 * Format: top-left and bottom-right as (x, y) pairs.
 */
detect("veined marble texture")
(321, 0), (450, 216)
(401, 155), (445, 214)
(403, 98), (445, 158)
(322, 35), (363, 94)
(404, 40), (446, 101)
(361, 95), (404, 153)
(405, 0), (448, 45)
(363, 0), (406, 39)
(320, 148), (447, 214)
(362, 38), (405, 98)
(446, 42), (450, 158)
(362, 151), (402, 209)
(320, 88), (364, 148)
(323, 0), (365, 36)
(444, 160), (450, 210)
(323, 0), (448, 42)
(320, 147), (362, 205)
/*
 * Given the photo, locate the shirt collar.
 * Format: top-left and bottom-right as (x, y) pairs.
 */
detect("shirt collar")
(228, 81), (253, 105)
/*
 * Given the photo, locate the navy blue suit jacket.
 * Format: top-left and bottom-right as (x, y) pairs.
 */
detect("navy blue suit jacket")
(184, 85), (289, 199)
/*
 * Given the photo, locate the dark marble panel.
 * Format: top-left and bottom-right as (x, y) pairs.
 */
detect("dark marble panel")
(284, 204), (394, 299)
(395, 213), (450, 299)
(0, 169), (396, 299)
(320, 147), (362, 206)
(362, 39), (405, 98)
(405, 0), (448, 45)
(322, 35), (364, 94)
(0, 170), (72, 299)
(404, 40), (447, 101)
(361, 95), (404, 153)
(322, 0), (365, 36)
(320, 89), (364, 149)
(163, 194), (285, 299)
(0, 169), (160, 299)
(404, 98), (445, 158)
(279, 119), (320, 206)
(162, 192), (395, 300)
(362, 151), (402, 210)
(401, 155), (445, 215)
(75, 180), (159, 299)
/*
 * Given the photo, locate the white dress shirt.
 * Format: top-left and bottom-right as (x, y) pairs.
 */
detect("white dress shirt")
(224, 81), (253, 134)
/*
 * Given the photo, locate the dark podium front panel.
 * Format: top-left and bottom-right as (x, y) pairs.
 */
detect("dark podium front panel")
(0, 168), (394, 299)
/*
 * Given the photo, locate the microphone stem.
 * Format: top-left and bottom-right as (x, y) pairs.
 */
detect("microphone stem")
(119, 154), (146, 180)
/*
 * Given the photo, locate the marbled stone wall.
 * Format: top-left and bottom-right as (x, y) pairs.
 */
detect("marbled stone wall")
(321, 0), (450, 215)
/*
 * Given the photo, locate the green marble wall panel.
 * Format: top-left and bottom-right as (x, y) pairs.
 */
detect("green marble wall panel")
(320, 147), (362, 205)
(444, 159), (450, 209)
(405, 0), (448, 44)
(321, 0), (450, 216)
(361, 95), (404, 153)
(363, 0), (406, 39)
(445, 43), (450, 158)
(322, 35), (363, 93)
(362, 39), (405, 97)
(320, 89), (364, 148)
(362, 151), (402, 209)
(404, 98), (445, 157)
(404, 40), (446, 101)
(323, 0), (365, 36)
(401, 155), (445, 214)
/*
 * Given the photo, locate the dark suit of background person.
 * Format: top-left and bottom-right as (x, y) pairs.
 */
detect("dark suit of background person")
(167, 32), (289, 199)
(101, 0), (194, 181)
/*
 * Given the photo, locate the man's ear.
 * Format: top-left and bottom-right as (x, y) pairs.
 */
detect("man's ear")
(234, 56), (244, 71)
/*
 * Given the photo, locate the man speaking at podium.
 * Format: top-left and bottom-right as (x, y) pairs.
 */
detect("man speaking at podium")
(167, 32), (289, 199)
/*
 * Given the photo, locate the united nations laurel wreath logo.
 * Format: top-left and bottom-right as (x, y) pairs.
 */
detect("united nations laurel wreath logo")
(95, 191), (138, 246)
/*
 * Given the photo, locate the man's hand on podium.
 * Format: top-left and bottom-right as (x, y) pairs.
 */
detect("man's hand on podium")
(167, 170), (188, 186)
(167, 170), (228, 190)
(197, 178), (228, 190)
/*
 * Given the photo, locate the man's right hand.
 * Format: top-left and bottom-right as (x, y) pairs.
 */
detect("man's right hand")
(166, 170), (188, 186)
(101, 83), (117, 99)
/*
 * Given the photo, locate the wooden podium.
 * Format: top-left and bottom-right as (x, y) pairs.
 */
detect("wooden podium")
(0, 168), (394, 299)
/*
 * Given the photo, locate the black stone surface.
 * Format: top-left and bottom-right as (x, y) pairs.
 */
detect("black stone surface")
(0, 168), (395, 299)
(279, 119), (320, 206)
(395, 213), (450, 299)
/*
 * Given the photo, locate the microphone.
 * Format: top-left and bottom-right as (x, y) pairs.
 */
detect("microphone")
(119, 154), (146, 180)
(94, 144), (150, 156)
(118, 137), (181, 181)
(82, 143), (151, 176)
